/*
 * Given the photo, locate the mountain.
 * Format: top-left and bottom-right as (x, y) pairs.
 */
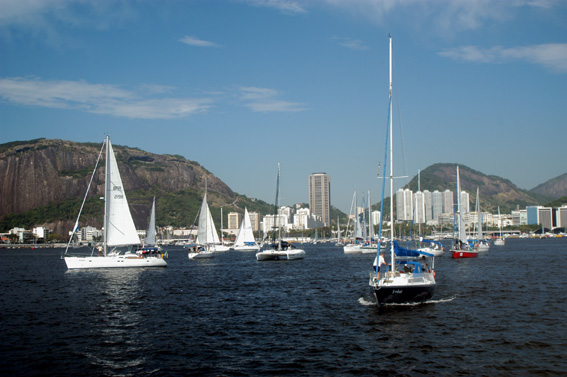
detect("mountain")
(0, 138), (273, 235)
(404, 163), (554, 214)
(529, 173), (567, 199)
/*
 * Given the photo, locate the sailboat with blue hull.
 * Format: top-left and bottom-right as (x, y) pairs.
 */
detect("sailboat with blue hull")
(369, 36), (436, 305)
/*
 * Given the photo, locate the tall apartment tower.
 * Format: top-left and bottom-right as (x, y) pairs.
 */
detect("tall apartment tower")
(308, 173), (331, 226)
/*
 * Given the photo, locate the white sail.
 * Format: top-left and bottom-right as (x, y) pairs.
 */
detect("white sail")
(456, 166), (468, 244)
(196, 192), (220, 245)
(105, 138), (141, 248)
(145, 197), (157, 245)
(234, 208), (255, 247)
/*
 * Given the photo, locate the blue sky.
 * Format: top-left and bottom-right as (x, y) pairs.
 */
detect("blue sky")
(1, 0), (566, 213)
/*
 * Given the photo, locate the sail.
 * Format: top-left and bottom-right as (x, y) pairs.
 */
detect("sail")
(455, 166), (468, 244)
(234, 208), (255, 247)
(145, 197), (157, 245)
(105, 138), (141, 247)
(196, 192), (220, 245)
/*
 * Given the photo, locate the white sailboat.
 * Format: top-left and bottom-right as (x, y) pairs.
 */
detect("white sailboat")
(256, 163), (305, 261)
(138, 197), (163, 254)
(494, 206), (505, 245)
(344, 190), (363, 254)
(233, 207), (260, 251)
(369, 36), (436, 305)
(63, 136), (167, 269)
(472, 188), (490, 252)
(188, 189), (218, 259)
(450, 166), (479, 258)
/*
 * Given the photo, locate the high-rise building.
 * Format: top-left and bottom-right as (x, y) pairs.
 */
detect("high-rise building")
(308, 173), (331, 226)
(414, 191), (425, 224)
(396, 188), (413, 221)
(227, 212), (240, 230)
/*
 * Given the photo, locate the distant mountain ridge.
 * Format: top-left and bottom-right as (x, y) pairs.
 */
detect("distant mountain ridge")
(405, 163), (563, 214)
(1, 140), (565, 234)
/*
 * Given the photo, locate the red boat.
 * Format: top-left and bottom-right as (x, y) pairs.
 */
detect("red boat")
(451, 249), (478, 258)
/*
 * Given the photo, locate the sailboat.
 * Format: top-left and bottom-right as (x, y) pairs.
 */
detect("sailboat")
(335, 216), (344, 246)
(233, 208), (260, 251)
(137, 197), (163, 254)
(368, 36), (436, 305)
(450, 166), (478, 258)
(494, 206), (505, 245)
(188, 188), (218, 259)
(256, 163), (305, 261)
(471, 188), (490, 252)
(344, 190), (363, 253)
(63, 136), (167, 269)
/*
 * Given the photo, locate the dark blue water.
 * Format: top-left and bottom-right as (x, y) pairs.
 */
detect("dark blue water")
(1, 238), (565, 376)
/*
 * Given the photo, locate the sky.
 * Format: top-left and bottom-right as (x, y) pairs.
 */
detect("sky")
(1, 0), (566, 213)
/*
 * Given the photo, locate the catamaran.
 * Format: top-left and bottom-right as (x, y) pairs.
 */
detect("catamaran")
(256, 163), (305, 261)
(368, 36), (436, 305)
(63, 136), (167, 269)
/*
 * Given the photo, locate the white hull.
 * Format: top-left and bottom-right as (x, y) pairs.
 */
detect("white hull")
(64, 254), (167, 269)
(233, 244), (260, 252)
(361, 244), (379, 254)
(256, 249), (305, 261)
(343, 244), (362, 254)
(494, 239), (505, 246)
(212, 244), (230, 252)
(188, 251), (214, 259)
(418, 247), (444, 257)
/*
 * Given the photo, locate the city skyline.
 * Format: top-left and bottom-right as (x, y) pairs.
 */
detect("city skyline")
(1, 1), (566, 213)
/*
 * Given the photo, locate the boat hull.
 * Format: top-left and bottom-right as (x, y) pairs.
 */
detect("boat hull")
(343, 244), (362, 254)
(233, 245), (260, 252)
(188, 251), (214, 259)
(64, 255), (167, 269)
(451, 250), (478, 258)
(372, 284), (434, 305)
(256, 249), (305, 261)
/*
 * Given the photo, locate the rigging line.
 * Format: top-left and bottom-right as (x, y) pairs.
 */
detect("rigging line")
(64, 139), (105, 256)
(392, 55), (410, 189)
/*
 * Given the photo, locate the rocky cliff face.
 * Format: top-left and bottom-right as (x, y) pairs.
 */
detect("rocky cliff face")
(0, 139), (235, 234)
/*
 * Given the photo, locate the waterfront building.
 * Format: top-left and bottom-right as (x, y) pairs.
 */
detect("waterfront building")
(414, 191), (425, 224)
(432, 190), (443, 221)
(396, 188), (413, 221)
(227, 212), (240, 230)
(423, 190), (433, 222)
(308, 173), (331, 226)
(443, 189), (453, 215)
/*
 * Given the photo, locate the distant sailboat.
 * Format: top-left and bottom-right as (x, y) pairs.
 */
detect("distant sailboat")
(233, 208), (260, 251)
(256, 163), (305, 261)
(451, 166), (479, 258)
(137, 197), (163, 254)
(63, 136), (167, 269)
(494, 207), (505, 246)
(188, 188), (217, 259)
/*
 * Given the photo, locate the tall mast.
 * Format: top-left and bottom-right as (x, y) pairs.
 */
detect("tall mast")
(103, 135), (110, 256)
(389, 35), (395, 270)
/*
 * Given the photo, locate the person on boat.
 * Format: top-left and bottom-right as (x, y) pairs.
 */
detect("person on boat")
(373, 252), (386, 272)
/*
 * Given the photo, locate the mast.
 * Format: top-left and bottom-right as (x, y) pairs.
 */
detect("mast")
(389, 35), (395, 271)
(103, 135), (110, 257)
(273, 162), (280, 243)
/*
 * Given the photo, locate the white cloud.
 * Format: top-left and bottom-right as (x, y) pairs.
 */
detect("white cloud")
(178, 35), (223, 48)
(243, 0), (307, 14)
(0, 77), (213, 119)
(439, 44), (567, 73)
(238, 86), (307, 112)
(331, 37), (369, 51)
